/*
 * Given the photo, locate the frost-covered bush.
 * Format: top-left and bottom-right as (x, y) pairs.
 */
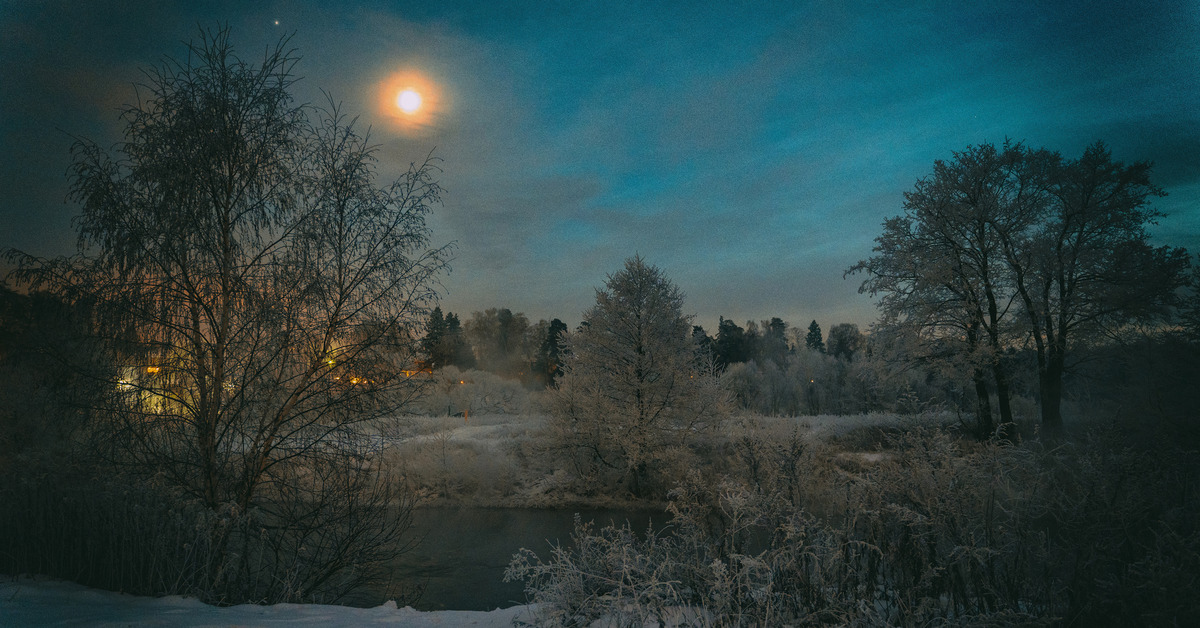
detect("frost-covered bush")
(507, 426), (1200, 626)
(0, 455), (416, 606)
(505, 516), (706, 627)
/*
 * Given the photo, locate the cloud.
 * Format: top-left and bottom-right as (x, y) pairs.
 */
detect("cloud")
(3, 0), (1196, 330)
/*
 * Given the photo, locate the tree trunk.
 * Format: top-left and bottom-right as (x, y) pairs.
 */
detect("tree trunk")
(983, 287), (1014, 433)
(992, 361), (1014, 438)
(1040, 352), (1065, 434)
(629, 460), (649, 498)
(973, 368), (994, 439)
(966, 319), (993, 439)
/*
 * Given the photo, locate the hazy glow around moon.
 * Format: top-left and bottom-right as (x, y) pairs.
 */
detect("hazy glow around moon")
(376, 70), (444, 134)
(397, 89), (421, 113)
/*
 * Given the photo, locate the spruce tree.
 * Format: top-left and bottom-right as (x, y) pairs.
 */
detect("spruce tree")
(805, 320), (826, 353)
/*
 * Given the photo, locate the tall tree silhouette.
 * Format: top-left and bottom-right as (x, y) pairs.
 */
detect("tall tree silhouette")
(805, 320), (825, 353)
(5, 27), (445, 602)
(853, 141), (1188, 434)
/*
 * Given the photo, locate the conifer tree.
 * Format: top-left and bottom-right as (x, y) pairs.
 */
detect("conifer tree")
(805, 320), (826, 353)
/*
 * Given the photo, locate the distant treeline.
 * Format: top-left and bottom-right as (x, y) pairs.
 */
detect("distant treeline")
(418, 308), (888, 398)
(418, 307), (567, 387)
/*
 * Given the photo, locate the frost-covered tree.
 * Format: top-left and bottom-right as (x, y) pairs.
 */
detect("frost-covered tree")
(549, 256), (725, 496)
(1183, 254), (1200, 343)
(850, 143), (1033, 436)
(421, 307), (448, 367)
(714, 317), (750, 368)
(853, 141), (1189, 433)
(4, 27), (443, 602)
(421, 307), (473, 370)
(758, 317), (790, 366)
(1004, 143), (1189, 430)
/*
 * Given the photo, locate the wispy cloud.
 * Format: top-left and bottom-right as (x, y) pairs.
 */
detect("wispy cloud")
(2, 0), (1196, 329)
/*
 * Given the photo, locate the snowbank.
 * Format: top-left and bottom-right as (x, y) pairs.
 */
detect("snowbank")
(0, 576), (535, 627)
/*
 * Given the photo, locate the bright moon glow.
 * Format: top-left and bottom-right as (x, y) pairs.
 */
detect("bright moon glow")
(377, 71), (442, 134)
(397, 90), (421, 114)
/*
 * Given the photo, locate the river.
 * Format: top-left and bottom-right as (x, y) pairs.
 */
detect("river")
(362, 507), (663, 611)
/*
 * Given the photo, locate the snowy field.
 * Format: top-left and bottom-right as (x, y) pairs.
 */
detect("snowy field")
(0, 577), (534, 627)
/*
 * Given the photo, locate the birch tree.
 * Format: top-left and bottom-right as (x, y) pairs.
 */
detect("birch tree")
(5, 27), (446, 602)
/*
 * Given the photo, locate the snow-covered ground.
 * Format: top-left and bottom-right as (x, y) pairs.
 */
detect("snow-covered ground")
(0, 576), (535, 627)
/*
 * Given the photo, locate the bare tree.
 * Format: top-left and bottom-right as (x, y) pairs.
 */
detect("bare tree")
(850, 143), (1023, 436)
(853, 141), (1189, 434)
(5, 27), (446, 603)
(997, 143), (1189, 431)
(548, 256), (726, 497)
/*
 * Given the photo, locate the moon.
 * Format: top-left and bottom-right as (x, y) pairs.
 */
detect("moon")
(397, 89), (422, 114)
(377, 71), (442, 133)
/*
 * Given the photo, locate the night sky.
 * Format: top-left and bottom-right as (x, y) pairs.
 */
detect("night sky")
(2, 1), (1198, 332)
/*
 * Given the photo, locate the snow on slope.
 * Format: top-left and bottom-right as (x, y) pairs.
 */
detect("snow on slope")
(0, 577), (535, 627)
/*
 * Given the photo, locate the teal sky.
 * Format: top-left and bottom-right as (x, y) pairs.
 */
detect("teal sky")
(3, 0), (1198, 332)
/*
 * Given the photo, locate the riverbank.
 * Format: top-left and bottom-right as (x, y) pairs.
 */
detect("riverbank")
(365, 411), (956, 611)
(378, 410), (956, 510)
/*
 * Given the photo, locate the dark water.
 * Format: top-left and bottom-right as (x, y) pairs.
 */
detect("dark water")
(364, 507), (663, 611)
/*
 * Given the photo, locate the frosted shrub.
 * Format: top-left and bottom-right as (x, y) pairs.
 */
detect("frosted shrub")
(0, 452), (416, 606)
(721, 349), (952, 418)
(508, 426), (1200, 626)
(505, 516), (703, 627)
(505, 475), (866, 627)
